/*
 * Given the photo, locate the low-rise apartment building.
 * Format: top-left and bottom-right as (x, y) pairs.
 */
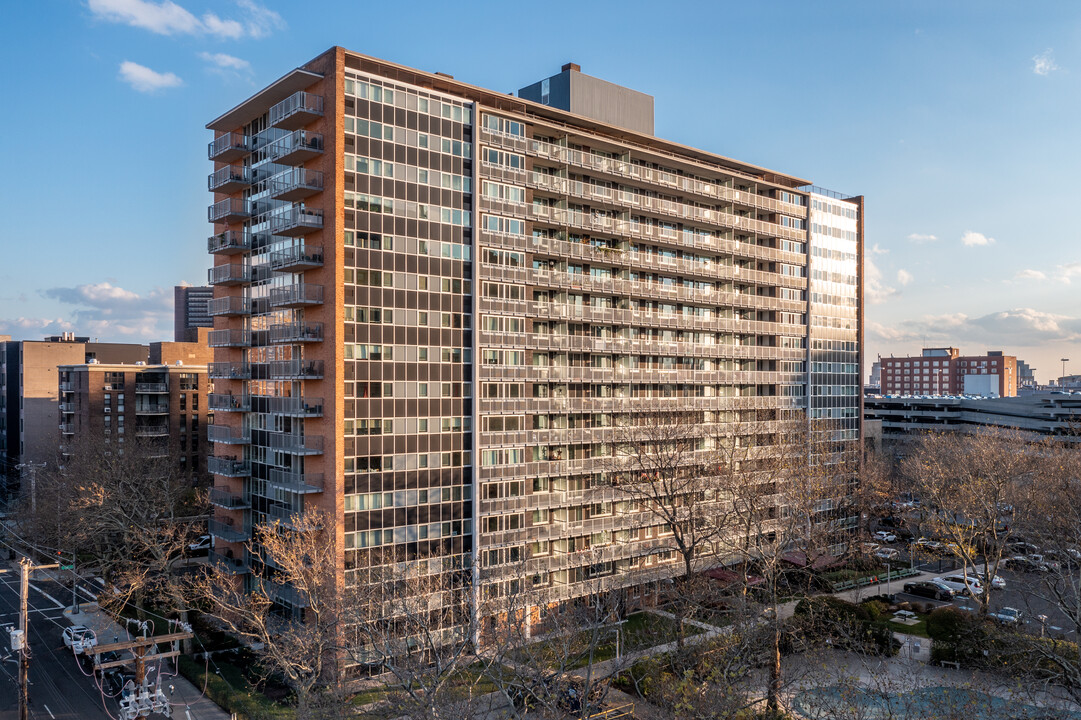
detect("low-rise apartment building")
(879, 347), (1017, 397)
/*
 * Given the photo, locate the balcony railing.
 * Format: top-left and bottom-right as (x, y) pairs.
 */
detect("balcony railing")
(209, 393), (250, 412)
(251, 395), (323, 417)
(268, 359), (323, 380)
(263, 432), (323, 455)
(208, 548), (250, 574)
(208, 295), (250, 316)
(208, 362), (250, 380)
(269, 322), (323, 344)
(265, 130), (323, 165)
(208, 198), (250, 223)
(208, 165), (251, 193)
(268, 168), (324, 202)
(262, 578), (308, 608)
(268, 469), (324, 493)
(208, 264), (251, 286)
(268, 283), (323, 308)
(59, 381), (74, 392)
(207, 455), (251, 478)
(208, 230), (251, 255)
(210, 488), (251, 510)
(59, 402), (75, 413)
(207, 329), (250, 348)
(208, 518), (250, 543)
(268, 206), (323, 236)
(207, 424), (250, 445)
(134, 403), (169, 415)
(59, 423), (74, 435)
(269, 91), (324, 130)
(208, 132), (249, 162)
(135, 382), (168, 393)
(135, 425), (169, 437)
(269, 244), (323, 272)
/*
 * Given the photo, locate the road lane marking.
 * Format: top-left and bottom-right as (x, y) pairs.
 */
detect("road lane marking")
(43, 704), (56, 718)
(29, 583), (64, 609)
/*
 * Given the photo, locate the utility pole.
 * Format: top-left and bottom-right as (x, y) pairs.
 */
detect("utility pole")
(92, 627), (192, 719)
(14, 557), (58, 720)
(18, 559), (29, 720)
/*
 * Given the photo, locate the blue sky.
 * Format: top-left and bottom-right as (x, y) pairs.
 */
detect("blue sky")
(2, 1), (1080, 381)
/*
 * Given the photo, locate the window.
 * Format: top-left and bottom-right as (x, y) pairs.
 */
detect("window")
(481, 147), (524, 169)
(482, 114), (525, 137)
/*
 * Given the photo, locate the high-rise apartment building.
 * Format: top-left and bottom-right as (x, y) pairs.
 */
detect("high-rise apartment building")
(58, 338), (213, 473)
(880, 347), (1017, 397)
(205, 48), (863, 630)
(175, 285), (215, 341)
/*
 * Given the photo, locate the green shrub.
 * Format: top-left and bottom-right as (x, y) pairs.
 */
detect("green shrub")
(178, 656), (294, 720)
(926, 606), (969, 642)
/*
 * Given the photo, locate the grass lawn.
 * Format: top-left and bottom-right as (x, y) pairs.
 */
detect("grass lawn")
(179, 656), (294, 719)
(351, 662), (503, 708)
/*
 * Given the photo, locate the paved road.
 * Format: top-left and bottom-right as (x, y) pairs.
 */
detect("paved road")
(0, 568), (114, 720)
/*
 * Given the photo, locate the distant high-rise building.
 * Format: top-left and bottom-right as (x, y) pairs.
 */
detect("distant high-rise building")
(175, 285), (214, 341)
(205, 47), (864, 635)
(1017, 359), (1037, 390)
(879, 347), (1017, 397)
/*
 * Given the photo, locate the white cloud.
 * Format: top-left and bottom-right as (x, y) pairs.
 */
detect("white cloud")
(1015, 269), (1047, 281)
(39, 282), (172, 338)
(870, 243), (889, 255)
(88, 0), (284, 38)
(1033, 49), (1059, 76)
(877, 308), (1081, 348)
(865, 257), (897, 305)
(1056, 262), (1081, 284)
(118, 60), (182, 92)
(199, 51), (251, 72)
(907, 233), (938, 244)
(961, 231), (995, 247)
(896, 269), (913, 286)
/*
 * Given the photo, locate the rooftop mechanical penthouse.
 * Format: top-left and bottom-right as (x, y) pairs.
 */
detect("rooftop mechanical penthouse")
(205, 46), (864, 639)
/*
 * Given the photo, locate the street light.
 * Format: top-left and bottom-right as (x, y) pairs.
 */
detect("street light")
(1062, 358), (1071, 386)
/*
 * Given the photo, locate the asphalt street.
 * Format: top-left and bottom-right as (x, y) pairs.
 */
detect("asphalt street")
(0, 569), (114, 720)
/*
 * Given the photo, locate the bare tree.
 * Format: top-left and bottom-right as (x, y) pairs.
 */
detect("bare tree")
(16, 435), (207, 626)
(194, 511), (343, 716)
(901, 428), (1040, 615)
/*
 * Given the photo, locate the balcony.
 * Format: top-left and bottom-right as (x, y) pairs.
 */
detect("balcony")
(59, 402), (74, 414)
(264, 432), (323, 456)
(59, 423), (74, 435)
(210, 487), (251, 510)
(269, 322), (323, 344)
(135, 382), (168, 393)
(208, 296), (251, 316)
(207, 424), (250, 445)
(267, 505), (302, 528)
(208, 166), (251, 193)
(263, 578), (308, 608)
(208, 362), (250, 380)
(268, 359), (323, 380)
(134, 403), (169, 415)
(208, 518), (250, 543)
(269, 91), (324, 130)
(265, 130), (323, 165)
(207, 329), (250, 348)
(252, 395), (323, 417)
(270, 244), (323, 272)
(208, 198), (250, 223)
(269, 168), (324, 202)
(59, 381), (74, 392)
(208, 230), (251, 255)
(209, 393), (251, 412)
(207, 455), (251, 478)
(268, 206), (323, 236)
(208, 132), (249, 162)
(208, 548), (250, 574)
(135, 425), (169, 438)
(208, 264), (251, 286)
(268, 469), (324, 493)
(268, 283), (323, 308)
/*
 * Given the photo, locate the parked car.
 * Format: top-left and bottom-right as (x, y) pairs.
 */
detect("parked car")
(913, 538), (944, 554)
(1006, 541), (1040, 556)
(989, 607), (1022, 625)
(103, 669), (138, 696)
(903, 581), (955, 601)
(874, 547), (901, 560)
(874, 531), (898, 543)
(934, 575), (977, 597)
(862, 542), (881, 554)
(62, 626), (97, 654)
(188, 535), (212, 554)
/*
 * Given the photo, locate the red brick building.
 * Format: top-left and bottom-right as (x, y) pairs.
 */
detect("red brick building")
(880, 347), (1017, 397)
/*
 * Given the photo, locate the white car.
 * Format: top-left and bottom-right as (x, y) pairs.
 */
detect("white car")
(990, 607), (1022, 625)
(934, 576), (976, 597)
(874, 547), (901, 560)
(189, 535), (212, 552)
(874, 531), (897, 543)
(62, 625), (98, 654)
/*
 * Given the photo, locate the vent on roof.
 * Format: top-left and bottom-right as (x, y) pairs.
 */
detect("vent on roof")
(562, 62), (581, 73)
